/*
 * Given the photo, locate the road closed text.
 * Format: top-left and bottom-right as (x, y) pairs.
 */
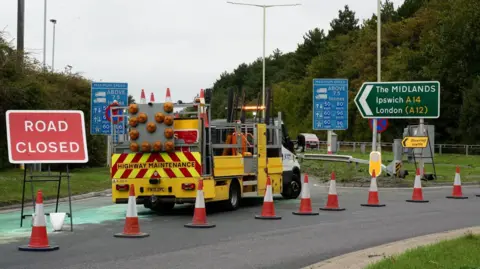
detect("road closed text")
(6, 110), (88, 163)
(15, 120), (81, 154)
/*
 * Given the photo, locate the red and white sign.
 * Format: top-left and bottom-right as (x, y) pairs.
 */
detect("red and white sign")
(6, 110), (89, 164)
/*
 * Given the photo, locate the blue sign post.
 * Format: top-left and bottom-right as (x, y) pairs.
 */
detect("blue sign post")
(312, 79), (349, 130)
(90, 82), (128, 137)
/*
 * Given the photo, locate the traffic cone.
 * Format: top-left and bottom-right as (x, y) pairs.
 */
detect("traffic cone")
(361, 170), (386, 207)
(18, 190), (59, 251)
(149, 92), (155, 103)
(446, 166), (468, 199)
(255, 176), (282, 220)
(292, 174), (319, 215)
(165, 88), (172, 102)
(327, 144), (332, 154)
(114, 184), (150, 238)
(320, 171), (346, 211)
(185, 179), (216, 228)
(140, 89), (146, 104)
(406, 168), (429, 203)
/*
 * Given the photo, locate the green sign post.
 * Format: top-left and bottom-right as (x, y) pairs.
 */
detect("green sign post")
(354, 81), (440, 119)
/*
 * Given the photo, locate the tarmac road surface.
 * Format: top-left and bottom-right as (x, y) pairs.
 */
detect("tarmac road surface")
(1, 177), (480, 269)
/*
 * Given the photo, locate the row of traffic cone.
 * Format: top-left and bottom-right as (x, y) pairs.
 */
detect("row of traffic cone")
(140, 88), (208, 124)
(18, 166), (475, 251)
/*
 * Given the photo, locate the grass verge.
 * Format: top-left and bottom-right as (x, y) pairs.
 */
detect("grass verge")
(365, 232), (480, 269)
(301, 150), (480, 184)
(0, 167), (110, 206)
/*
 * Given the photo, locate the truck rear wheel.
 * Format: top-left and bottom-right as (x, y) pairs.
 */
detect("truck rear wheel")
(223, 179), (241, 211)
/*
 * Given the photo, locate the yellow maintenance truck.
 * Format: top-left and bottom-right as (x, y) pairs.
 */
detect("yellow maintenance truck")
(109, 88), (301, 212)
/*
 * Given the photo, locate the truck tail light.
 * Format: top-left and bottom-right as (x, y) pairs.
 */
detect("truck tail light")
(116, 184), (129, 191)
(181, 183), (195, 191)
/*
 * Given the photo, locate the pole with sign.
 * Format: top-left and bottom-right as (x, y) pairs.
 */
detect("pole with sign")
(6, 110), (89, 230)
(312, 79), (348, 153)
(355, 80), (440, 177)
(90, 82), (128, 167)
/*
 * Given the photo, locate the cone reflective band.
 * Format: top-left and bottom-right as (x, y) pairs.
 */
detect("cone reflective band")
(446, 166), (468, 199)
(185, 178), (216, 228)
(407, 168), (429, 203)
(361, 169), (386, 207)
(255, 176), (281, 220)
(293, 174), (319, 215)
(369, 151), (382, 177)
(115, 184), (149, 238)
(320, 171), (346, 211)
(18, 190), (59, 251)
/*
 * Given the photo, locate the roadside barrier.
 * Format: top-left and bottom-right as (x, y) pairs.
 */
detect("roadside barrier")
(18, 190), (59, 251)
(406, 168), (429, 203)
(114, 184), (150, 238)
(446, 166), (468, 199)
(320, 171), (346, 211)
(361, 170), (386, 207)
(292, 173), (319, 216)
(184, 178), (216, 228)
(255, 176), (282, 220)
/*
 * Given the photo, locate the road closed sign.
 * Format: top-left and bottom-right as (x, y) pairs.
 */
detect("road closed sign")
(6, 110), (88, 164)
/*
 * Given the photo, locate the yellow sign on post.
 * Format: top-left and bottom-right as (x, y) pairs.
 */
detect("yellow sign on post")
(402, 136), (429, 148)
(369, 151), (382, 177)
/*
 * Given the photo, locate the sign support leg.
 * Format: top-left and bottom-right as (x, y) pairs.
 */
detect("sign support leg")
(67, 164), (73, 231)
(20, 165), (27, 227)
(378, 133), (381, 152)
(419, 118), (425, 178)
(327, 130), (332, 153)
(372, 119), (377, 151)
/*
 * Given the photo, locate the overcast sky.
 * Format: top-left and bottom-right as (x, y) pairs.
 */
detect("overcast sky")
(1, 0), (404, 103)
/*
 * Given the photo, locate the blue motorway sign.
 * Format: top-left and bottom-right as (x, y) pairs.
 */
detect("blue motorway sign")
(90, 82), (128, 136)
(312, 79), (349, 130)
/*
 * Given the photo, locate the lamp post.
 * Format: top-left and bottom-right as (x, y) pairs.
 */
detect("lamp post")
(50, 19), (57, 71)
(372, 0), (381, 152)
(227, 1), (301, 118)
(43, 0), (47, 71)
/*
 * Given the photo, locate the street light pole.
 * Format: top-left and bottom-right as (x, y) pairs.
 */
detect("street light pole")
(226, 1), (301, 119)
(50, 19), (57, 71)
(372, 0), (381, 152)
(43, 0), (47, 71)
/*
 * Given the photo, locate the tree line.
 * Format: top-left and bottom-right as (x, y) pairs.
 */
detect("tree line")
(208, 0), (480, 145)
(0, 34), (135, 169)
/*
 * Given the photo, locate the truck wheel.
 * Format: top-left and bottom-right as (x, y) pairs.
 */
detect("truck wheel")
(281, 172), (301, 199)
(152, 201), (175, 214)
(223, 180), (241, 211)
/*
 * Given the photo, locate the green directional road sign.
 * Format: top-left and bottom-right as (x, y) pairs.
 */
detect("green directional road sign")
(354, 81), (440, 119)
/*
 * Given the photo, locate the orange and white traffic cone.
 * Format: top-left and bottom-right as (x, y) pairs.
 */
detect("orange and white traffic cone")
(185, 179), (216, 228)
(165, 87), (172, 102)
(361, 170), (386, 207)
(320, 171), (346, 211)
(18, 190), (59, 251)
(406, 168), (429, 203)
(114, 184), (150, 238)
(255, 176), (282, 220)
(446, 166), (468, 199)
(140, 89), (146, 104)
(292, 174), (319, 216)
